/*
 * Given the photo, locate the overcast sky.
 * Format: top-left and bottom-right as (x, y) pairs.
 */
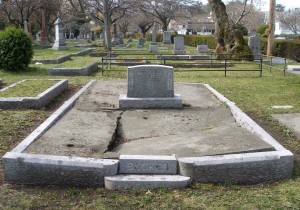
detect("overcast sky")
(201, 0), (300, 10)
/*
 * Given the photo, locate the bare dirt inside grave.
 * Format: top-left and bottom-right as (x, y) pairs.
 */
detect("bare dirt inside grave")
(26, 81), (274, 158)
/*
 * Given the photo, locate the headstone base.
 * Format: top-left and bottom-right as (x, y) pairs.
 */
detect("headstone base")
(119, 94), (182, 109)
(52, 45), (69, 50)
(173, 50), (186, 55)
(163, 40), (172, 44)
(137, 45), (144, 48)
(149, 45), (158, 52)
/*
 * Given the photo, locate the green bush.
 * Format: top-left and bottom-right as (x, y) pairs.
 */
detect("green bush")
(184, 35), (217, 49)
(0, 27), (33, 71)
(256, 24), (268, 35)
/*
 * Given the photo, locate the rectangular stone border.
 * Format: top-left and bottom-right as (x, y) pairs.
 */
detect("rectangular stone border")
(1, 81), (294, 186)
(178, 83), (294, 184)
(48, 62), (99, 76)
(0, 79), (68, 109)
(2, 80), (119, 186)
(32, 48), (95, 64)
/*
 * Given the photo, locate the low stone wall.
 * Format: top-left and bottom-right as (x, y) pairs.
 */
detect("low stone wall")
(48, 62), (99, 76)
(32, 48), (95, 64)
(0, 79), (68, 109)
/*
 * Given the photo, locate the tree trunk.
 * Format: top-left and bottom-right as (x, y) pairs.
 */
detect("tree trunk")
(208, 0), (253, 59)
(103, 0), (111, 51)
(267, 0), (276, 56)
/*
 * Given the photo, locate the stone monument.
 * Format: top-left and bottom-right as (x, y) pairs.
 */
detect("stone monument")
(173, 36), (186, 54)
(24, 21), (29, 34)
(137, 38), (145, 48)
(197, 44), (209, 52)
(52, 14), (69, 50)
(119, 65), (182, 109)
(163, 31), (171, 44)
(149, 24), (158, 52)
(248, 35), (261, 59)
(100, 32), (104, 39)
(91, 31), (95, 41)
(112, 23), (119, 45)
(40, 11), (49, 46)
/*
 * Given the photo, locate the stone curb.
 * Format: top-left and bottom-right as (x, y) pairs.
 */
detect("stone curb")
(32, 48), (95, 64)
(3, 152), (118, 186)
(105, 175), (190, 190)
(48, 62), (99, 76)
(0, 79), (68, 109)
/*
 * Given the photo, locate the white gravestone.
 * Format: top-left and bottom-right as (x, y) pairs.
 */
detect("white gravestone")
(119, 65), (182, 109)
(52, 17), (69, 50)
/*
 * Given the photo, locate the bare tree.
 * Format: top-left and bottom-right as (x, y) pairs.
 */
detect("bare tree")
(139, 0), (201, 31)
(208, 0), (259, 57)
(279, 8), (300, 34)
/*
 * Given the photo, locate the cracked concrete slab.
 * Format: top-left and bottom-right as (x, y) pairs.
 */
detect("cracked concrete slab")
(26, 81), (274, 158)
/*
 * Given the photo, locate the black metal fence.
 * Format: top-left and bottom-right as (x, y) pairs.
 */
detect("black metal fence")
(101, 52), (263, 77)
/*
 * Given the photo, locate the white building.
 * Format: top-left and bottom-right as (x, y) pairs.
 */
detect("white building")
(275, 22), (294, 35)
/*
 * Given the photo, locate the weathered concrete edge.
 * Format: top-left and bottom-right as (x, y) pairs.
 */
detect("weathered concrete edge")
(0, 79), (68, 109)
(203, 84), (286, 151)
(48, 62), (98, 76)
(178, 150), (293, 184)
(10, 80), (96, 153)
(2, 152), (118, 186)
(105, 175), (190, 190)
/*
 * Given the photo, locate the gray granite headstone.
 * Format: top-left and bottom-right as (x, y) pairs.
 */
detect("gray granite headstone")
(127, 65), (174, 98)
(137, 38), (145, 48)
(149, 24), (158, 52)
(119, 36), (124, 44)
(52, 16), (69, 50)
(128, 37), (133, 42)
(91, 31), (95, 41)
(173, 36), (185, 54)
(197, 45), (209, 52)
(119, 65), (182, 109)
(163, 31), (171, 44)
(248, 35), (261, 59)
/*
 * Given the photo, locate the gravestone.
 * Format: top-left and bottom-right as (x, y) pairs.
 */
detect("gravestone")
(173, 36), (186, 54)
(119, 65), (182, 109)
(24, 21), (29, 34)
(163, 31), (171, 44)
(52, 15), (69, 50)
(112, 23), (119, 45)
(40, 11), (49, 45)
(128, 37), (133, 42)
(91, 31), (95, 41)
(119, 36), (124, 44)
(100, 32), (104, 39)
(197, 45), (209, 52)
(137, 38), (145, 48)
(248, 35), (261, 59)
(149, 24), (158, 52)
(79, 29), (84, 39)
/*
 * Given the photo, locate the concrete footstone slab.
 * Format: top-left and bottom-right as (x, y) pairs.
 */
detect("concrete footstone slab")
(105, 175), (190, 190)
(272, 113), (300, 139)
(119, 155), (177, 174)
(287, 65), (300, 71)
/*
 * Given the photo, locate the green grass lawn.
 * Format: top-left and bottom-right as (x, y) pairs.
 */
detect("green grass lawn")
(0, 43), (300, 209)
(0, 79), (58, 97)
(33, 48), (82, 60)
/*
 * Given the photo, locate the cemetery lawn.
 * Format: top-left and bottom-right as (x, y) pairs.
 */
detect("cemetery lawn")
(33, 48), (82, 60)
(0, 50), (300, 208)
(0, 79), (58, 97)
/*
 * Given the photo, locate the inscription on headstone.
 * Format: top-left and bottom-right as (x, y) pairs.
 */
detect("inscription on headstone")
(127, 65), (174, 98)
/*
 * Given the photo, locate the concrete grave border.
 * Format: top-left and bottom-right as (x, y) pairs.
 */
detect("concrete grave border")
(2, 81), (294, 187)
(48, 62), (99, 76)
(32, 48), (95, 64)
(0, 79), (68, 109)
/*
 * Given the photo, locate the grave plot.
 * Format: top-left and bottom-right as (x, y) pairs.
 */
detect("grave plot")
(0, 79), (68, 109)
(32, 48), (94, 64)
(2, 77), (293, 188)
(48, 56), (99, 76)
